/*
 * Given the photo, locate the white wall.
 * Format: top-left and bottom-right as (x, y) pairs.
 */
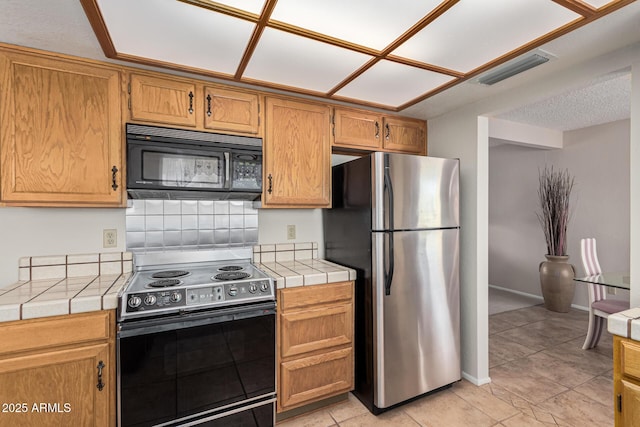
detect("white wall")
(489, 119), (631, 308)
(0, 208), (126, 287)
(258, 209), (324, 256)
(631, 60), (640, 307)
(0, 205), (325, 288)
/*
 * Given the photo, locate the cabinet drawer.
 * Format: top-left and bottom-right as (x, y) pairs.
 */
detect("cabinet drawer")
(279, 347), (353, 411)
(279, 281), (352, 311)
(621, 339), (640, 381)
(0, 311), (112, 356)
(280, 303), (352, 358)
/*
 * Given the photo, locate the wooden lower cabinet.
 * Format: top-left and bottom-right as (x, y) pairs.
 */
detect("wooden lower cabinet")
(614, 336), (640, 426)
(0, 311), (116, 426)
(277, 281), (354, 413)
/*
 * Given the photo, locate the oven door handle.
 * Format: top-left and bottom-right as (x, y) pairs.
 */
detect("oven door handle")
(118, 302), (276, 338)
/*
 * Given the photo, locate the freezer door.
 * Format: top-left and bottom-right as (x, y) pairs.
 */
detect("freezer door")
(372, 228), (460, 409)
(371, 152), (459, 231)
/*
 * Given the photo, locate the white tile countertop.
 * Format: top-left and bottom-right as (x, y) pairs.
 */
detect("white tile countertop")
(608, 307), (640, 340)
(253, 242), (356, 288)
(0, 252), (132, 322)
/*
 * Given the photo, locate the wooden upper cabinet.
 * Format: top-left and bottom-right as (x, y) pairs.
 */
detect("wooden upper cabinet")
(204, 85), (260, 135)
(333, 108), (382, 150)
(263, 97), (331, 208)
(332, 107), (427, 155)
(0, 50), (124, 206)
(129, 73), (197, 127)
(382, 116), (427, 155)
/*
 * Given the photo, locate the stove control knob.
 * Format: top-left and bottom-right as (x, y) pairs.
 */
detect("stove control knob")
(249, 284), (257, 294)
(170, 292), (182, 303)
(128, 296), (142, 308)
(228, 287), (238, 297)
(144, 295), (157, 306)
(260, 282), (269, 292)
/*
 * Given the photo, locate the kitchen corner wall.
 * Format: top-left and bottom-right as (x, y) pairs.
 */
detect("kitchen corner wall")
(0, 204), (325, 288)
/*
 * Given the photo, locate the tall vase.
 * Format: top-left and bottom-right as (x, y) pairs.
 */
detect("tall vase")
(539, 255), (576, 313)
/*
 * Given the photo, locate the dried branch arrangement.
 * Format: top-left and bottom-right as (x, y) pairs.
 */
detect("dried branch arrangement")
(537, 166), (575, 256)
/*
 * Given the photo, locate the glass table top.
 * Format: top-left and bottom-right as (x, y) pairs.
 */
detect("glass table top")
(574, 272), (631, 291)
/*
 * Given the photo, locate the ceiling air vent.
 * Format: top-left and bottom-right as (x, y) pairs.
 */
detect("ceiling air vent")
(477, 53), (551, 86)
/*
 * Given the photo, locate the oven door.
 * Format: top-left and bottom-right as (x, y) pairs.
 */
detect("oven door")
(117, 302), (276, 427)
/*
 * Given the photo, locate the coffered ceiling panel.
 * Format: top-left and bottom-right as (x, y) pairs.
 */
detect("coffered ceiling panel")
(393, 0), (580, 73)
(269, 0), (442, 51)
(582, 0), (620, 7)
(244, 28), (372, 92)
(214, 0), (266, 14)
(335, 60), (456, 107)
(82, 0), (637, 111)
(97, 0), (254, 75)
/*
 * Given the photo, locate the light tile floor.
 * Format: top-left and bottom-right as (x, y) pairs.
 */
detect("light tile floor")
(277, 304), (614, 427)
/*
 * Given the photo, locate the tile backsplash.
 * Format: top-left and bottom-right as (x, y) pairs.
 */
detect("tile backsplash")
(126, 200), (258, 252)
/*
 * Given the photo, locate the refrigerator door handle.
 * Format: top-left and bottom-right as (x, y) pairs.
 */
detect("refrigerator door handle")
(383, 165), (395, 296)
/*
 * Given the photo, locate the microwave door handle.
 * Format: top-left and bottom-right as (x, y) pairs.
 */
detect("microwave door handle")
(224, 152), (231, 189)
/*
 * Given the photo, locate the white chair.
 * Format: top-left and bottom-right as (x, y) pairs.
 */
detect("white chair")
(580, 238), (630, 349)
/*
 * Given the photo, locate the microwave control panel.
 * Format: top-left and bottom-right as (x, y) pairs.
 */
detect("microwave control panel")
(231, 156), (262, 190)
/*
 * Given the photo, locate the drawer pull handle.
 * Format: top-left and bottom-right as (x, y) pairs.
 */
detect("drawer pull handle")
(375, 121), (380, 139)
(385, 123), (390, 140)
(206, 94), (212, 117)
(267, 174), (273, 194)
(96, 361), (105, 391)
(188, 91), (194, 114)
(111, 166), (119, 191)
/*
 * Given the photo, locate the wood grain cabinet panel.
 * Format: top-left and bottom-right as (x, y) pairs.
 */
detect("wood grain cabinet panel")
(0, 344), (111, 427)
(333, 108), (382, 150)
(280, 303), (353, 359)
(280, 347), (353, 411)
(382, 116), (427, 155)
(263, 97), (331, 208)
(0, 50), (123, 206)
(129, 73), (198, 127)
(0, 310), (116, 426)
(204, 86), (260, 135)
(277, 281), (354, 413)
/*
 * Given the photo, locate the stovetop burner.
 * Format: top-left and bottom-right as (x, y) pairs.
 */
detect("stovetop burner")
(218, 265), (244, 272)
(151, 270), (190, 279)
(120, 250), (275, 321)
(213, 271), (251, 281)
(147, 279), (182, 288)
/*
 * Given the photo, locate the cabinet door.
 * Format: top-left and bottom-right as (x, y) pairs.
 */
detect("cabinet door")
(204, 86), (260, 135)
(0, 51), (123, 206)
(0, 343), (111, 427)
(382, 116), (427, 155)
(279, 347), (353, 411)
(129, 73), (197, 127)
(620, 379), (640, 426)
(264, 97), (331, 207)
(333, 108), (382, 150)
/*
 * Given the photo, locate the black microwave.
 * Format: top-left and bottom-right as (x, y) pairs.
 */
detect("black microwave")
(126, 124), (262, 200)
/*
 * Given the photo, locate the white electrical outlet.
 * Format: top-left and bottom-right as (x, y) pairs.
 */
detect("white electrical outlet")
(103, 229), (117, 248)
(287, 225), (296, 240)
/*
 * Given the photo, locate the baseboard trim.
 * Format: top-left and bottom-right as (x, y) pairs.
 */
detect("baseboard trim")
(488, 284), (544, 301)
(462, 371), (491, 386)
(489, 284), (589, 312)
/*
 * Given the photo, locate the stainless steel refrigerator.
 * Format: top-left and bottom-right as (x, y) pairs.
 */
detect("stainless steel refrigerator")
(323, 152), (460, 414)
